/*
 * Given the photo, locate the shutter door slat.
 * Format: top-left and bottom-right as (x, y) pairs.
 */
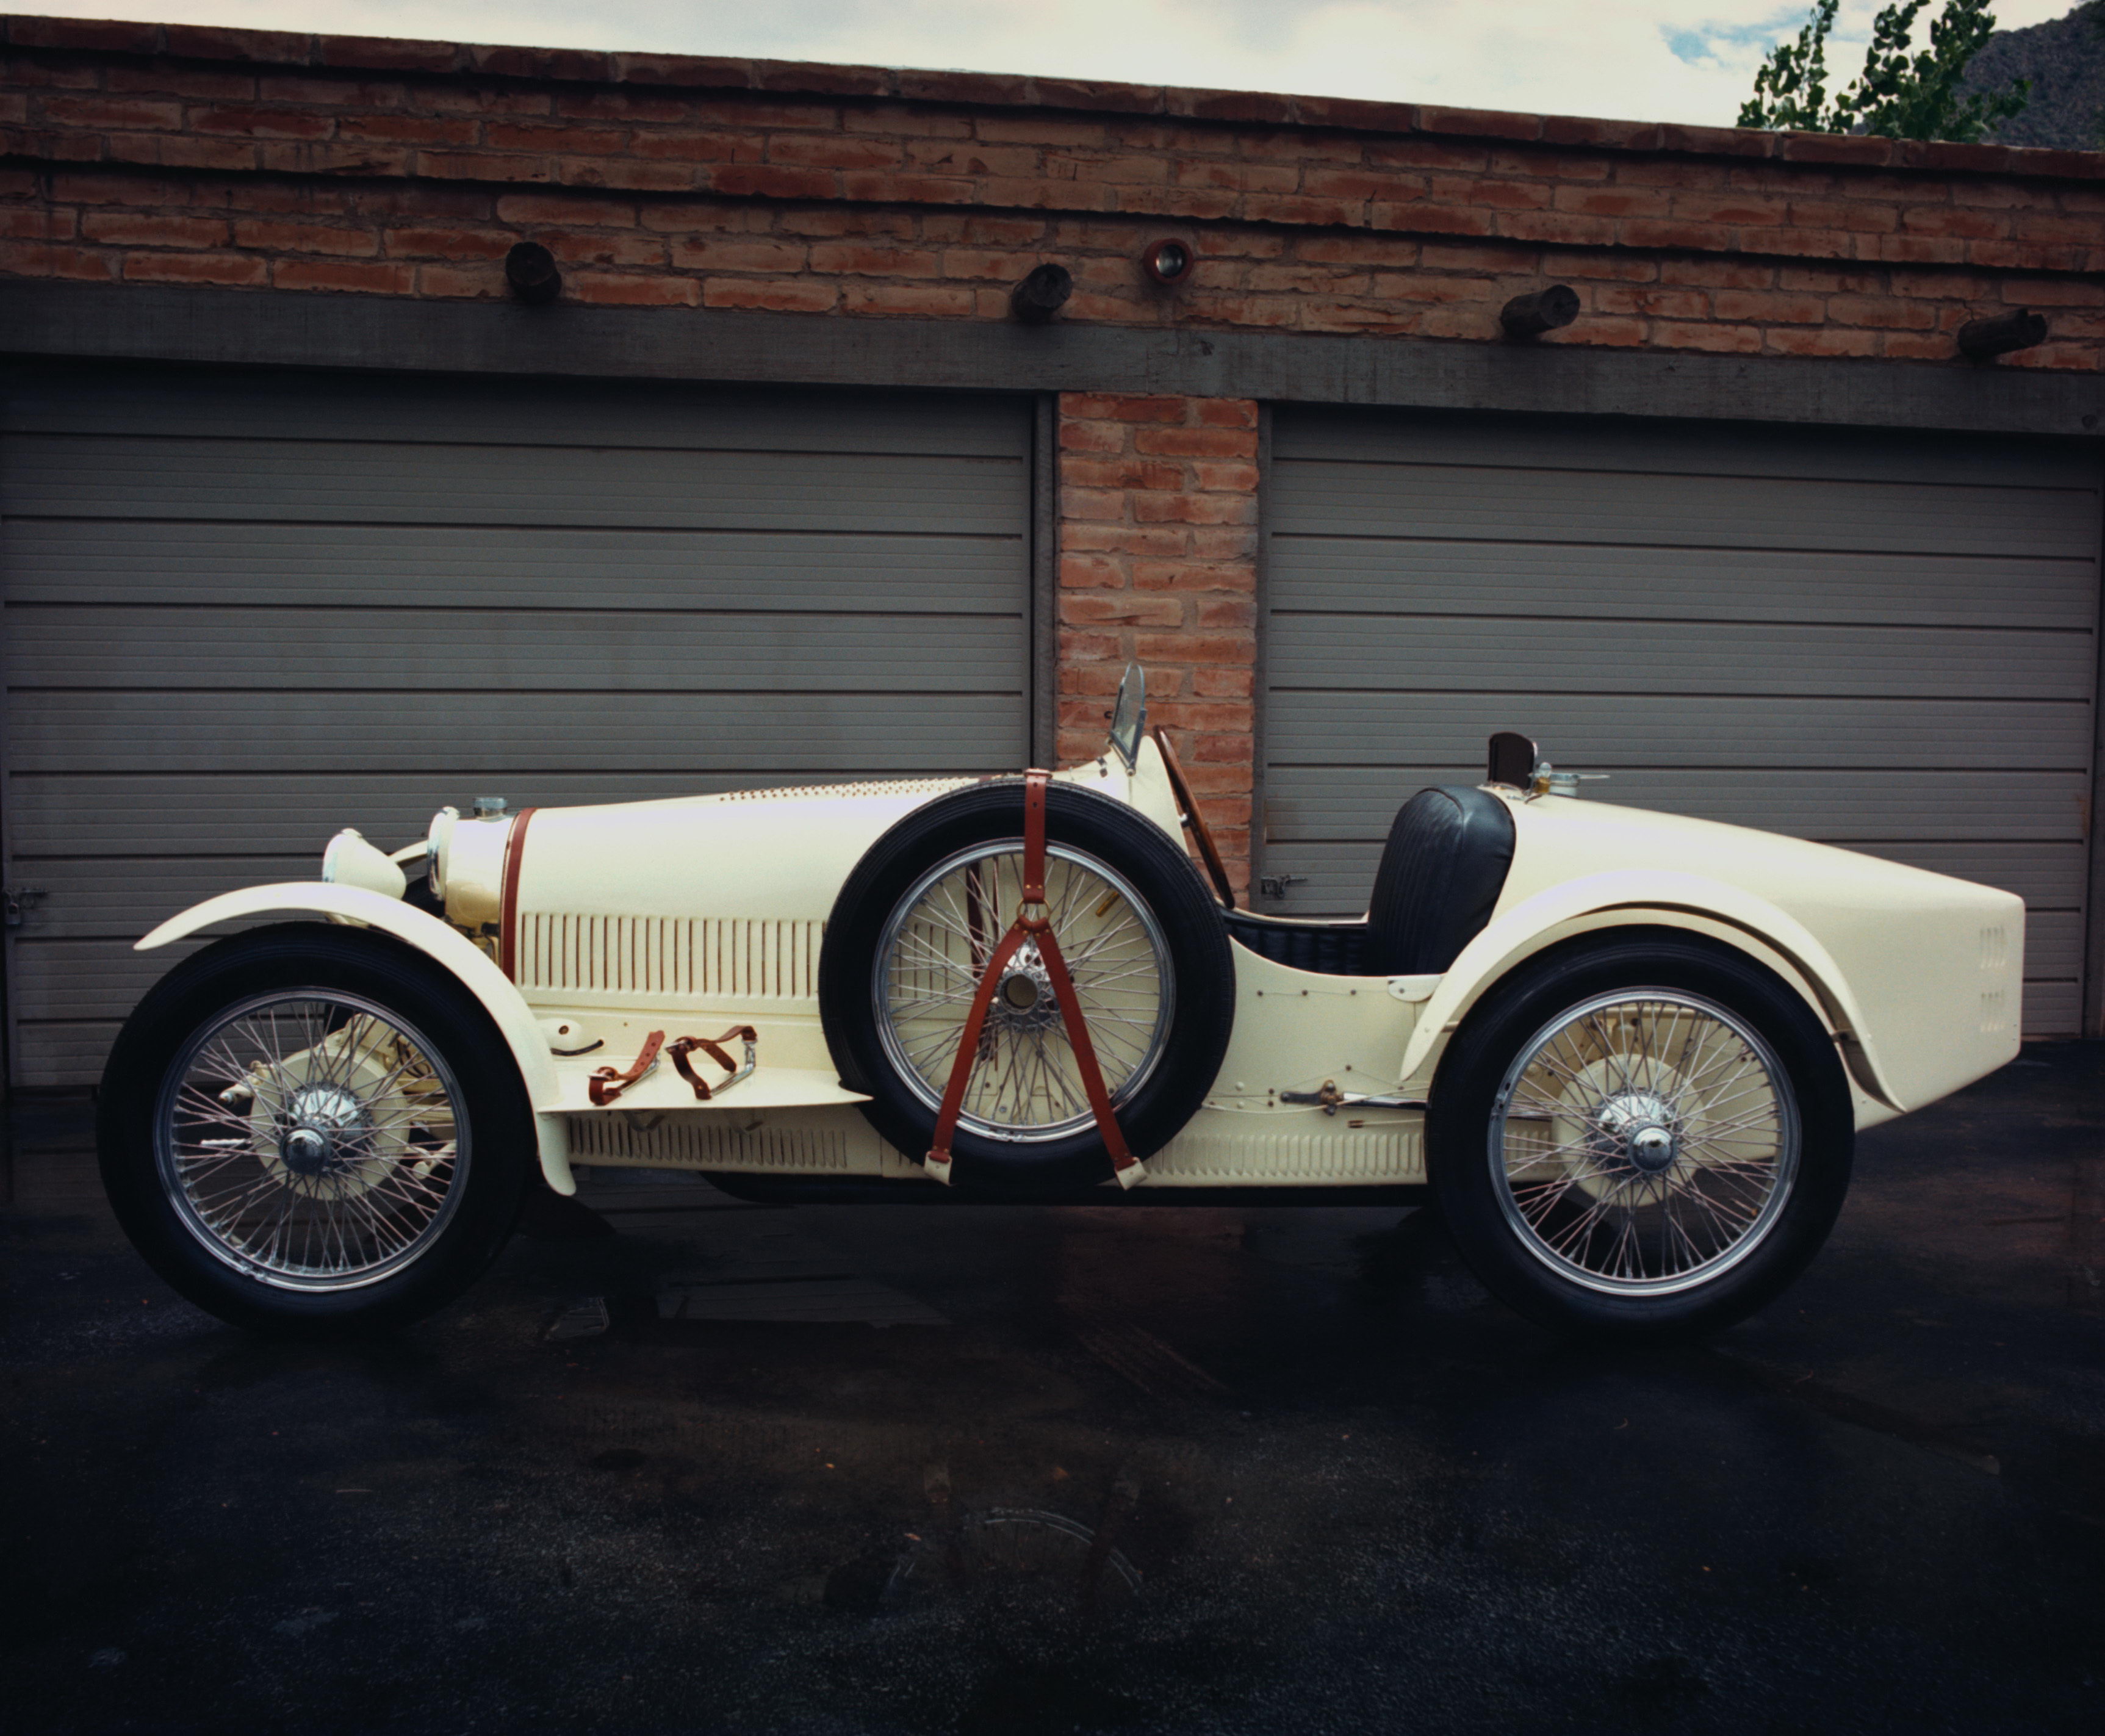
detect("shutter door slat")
(1265, 693), (2088, 770)
(1271, 616), (2093, 700)
(7, 610), (1023, 691)
(1270, 407), (2103, 489)
(1272, 461), (2092, 559)
(1275, 543), (2093, 631)
(9, 692), (1029, 772)
(2, 522), (1023, 613)
(4, 436), (1022, 533)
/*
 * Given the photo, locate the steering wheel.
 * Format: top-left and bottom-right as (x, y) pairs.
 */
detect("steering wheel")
(1152, 726), (1237, 908)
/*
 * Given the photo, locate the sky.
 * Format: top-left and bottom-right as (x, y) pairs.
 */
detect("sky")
(20, 1), (2078, 127)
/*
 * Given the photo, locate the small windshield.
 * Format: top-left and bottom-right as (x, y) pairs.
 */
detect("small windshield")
(1107, 663), (1146, 770)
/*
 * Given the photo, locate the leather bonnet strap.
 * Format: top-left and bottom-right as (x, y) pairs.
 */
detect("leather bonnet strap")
(588, 1029), (664, 1107)
(925, 771), (1142, 1187)
(667, 1026), (758, 1101)
(1021, 771), (1048, 906)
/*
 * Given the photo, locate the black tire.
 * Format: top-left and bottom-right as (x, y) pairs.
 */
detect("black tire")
(819, 780), (1234, 1192)
(1427, 929), (1854, 1341)
(98, 923), (536, 1336)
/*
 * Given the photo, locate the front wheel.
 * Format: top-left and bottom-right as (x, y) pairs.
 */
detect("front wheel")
(1428, 932), (1854, 1340)
(98, 924), (536, 1336)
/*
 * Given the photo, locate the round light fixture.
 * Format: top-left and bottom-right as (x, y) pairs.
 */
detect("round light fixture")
(1142, 237), (1195, 287)
(505, 241), (562, 306)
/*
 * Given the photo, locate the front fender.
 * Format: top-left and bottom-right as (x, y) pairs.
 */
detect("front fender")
(1397, 870), (1894, 1112)
(137, 884), (575, 1195)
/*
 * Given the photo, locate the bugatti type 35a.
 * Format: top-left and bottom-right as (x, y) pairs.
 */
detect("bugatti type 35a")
(97, 669), (2023, 1339)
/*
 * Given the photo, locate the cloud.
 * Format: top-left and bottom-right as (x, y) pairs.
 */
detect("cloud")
(21, 0), (2079, 126)
(1664, 9), (1823, 71)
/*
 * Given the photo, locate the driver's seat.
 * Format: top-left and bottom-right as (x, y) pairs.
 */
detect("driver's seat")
(1225, 784), (1515, 978)
(1364, 785), (1516, 976)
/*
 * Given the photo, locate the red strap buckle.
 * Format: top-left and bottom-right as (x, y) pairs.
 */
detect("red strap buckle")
(925, 771), (1141, 1187)
(588, 1029), (664, 1106)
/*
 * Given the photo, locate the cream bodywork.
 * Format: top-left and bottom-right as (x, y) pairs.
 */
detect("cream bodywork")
(1399, 793), (2024, 1128)
(135, 741), (2023, 1195)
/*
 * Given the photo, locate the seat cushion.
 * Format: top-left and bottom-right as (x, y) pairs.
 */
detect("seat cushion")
(1365, 785), (1516, 976)
(1223, 909), (1370, 975)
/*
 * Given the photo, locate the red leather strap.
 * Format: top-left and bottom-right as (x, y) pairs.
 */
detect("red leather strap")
(588, 1029), (664, 1107)
(925, 771), (1139, 1184)
(1033, 920), (1134, 1174)
(1021, 772), (1048, 905)
(924, 922), (1032, 1170)
(667, 1026), (757, 1101)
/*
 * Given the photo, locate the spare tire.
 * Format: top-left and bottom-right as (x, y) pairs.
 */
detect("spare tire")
(819, 779), (1234, 1191)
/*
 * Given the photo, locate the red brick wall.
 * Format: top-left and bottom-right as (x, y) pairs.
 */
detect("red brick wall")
(1057, 394), (1259, 896)
(5, 15), (2100, 892)
(3, 15), (2102, 366)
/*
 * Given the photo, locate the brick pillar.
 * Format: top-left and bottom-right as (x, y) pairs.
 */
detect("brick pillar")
(1055, 393), (1259, 902)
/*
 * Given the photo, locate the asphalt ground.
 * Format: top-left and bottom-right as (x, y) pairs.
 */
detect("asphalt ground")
(2, 1045), (2101, 1735)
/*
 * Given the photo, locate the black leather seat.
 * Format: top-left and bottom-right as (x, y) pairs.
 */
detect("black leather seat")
(1223, 785), (1514, 977)
(1365, 785), (1516, 974)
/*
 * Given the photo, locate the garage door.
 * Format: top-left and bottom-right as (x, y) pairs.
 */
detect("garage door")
(0, 364), (1035, 1087)
(1261, 406), (2101, 1035)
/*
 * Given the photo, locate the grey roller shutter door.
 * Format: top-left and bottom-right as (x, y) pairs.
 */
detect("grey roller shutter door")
(1, 364), (1035, 1087)
(1262, 406), (2101, 1037)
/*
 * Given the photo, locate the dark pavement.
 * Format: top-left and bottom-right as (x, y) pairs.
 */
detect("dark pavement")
(4, 1046), (2102, 1735)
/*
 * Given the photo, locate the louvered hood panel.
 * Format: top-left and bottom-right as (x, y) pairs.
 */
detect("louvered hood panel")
(513, 913), (824, 1003)
(500, 780), (969, 1009)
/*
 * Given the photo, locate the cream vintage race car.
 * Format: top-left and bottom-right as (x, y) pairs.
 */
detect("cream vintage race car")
(98, 668), (2021, 1341)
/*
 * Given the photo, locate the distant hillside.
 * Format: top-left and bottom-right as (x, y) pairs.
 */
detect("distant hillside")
(1965, 3), (2105, 148)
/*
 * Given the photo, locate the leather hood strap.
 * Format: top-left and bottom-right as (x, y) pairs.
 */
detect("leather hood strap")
(588, 1029), (664, 1107)
(925, 771), (1142, 1189)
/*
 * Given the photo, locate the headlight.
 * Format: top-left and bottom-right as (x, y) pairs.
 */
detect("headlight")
(425, 806), (459, 899)
(320, 829), (408, 898)
(433, 807), (512, 932)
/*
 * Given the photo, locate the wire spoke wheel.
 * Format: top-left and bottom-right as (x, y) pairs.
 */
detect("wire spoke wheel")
(873, 841), (1173, 1144)
(822, 779), (1232, 1190)
(1490, 989), (1800, 1297)
(153, 989), (471, 1292)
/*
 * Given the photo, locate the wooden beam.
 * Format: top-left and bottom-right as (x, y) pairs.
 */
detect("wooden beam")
(5, 280), (2101, 439)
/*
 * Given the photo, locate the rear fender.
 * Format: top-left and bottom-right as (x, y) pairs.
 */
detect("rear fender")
(1398, 870), (1896, 1115)
(136, 883), (575, 1195)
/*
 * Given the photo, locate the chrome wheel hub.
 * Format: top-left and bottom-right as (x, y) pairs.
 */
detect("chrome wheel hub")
(991, 948), (1059, 1034)
(1589, 1090), (1682, 1176)
(280, 1084), (368, 1176)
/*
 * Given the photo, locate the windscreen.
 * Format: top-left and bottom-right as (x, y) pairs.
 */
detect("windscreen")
(1108, 663), (1146, 769)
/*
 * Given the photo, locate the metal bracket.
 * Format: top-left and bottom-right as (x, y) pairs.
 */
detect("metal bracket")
(4, 887), (46, 927)
(1279, 1078), (1430, 1117)
(1258, 873), (1306, 901)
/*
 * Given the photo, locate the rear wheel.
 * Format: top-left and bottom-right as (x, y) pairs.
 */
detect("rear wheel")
(820, 781), (1233, 1191)
(1428, 932), (1853, 1339)
(98, 924), (534, 1335)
